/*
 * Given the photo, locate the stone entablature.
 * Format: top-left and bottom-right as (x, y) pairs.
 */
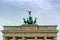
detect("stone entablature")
(2, 24), (58, 40)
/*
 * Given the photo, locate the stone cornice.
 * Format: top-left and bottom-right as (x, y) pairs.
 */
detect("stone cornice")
(3, 24), (57, 27)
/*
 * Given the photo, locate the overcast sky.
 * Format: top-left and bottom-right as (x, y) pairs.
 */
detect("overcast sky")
(0, 0), (60, 40)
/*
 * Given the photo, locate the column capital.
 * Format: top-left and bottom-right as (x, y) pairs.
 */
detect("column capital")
(22, 37), (25, 40)
(13, 36), (16, 40)
(44, 36), (47, 40)
(35, 37), (37, 40)
(53, 36), (56, 40)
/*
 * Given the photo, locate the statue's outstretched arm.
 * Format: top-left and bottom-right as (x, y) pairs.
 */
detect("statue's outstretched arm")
(34, 18), (37, 24)
(23, 18), (26, 24)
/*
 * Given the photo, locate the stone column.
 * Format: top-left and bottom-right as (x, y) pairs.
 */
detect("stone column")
(3, 37), (8, 40)
(53, 37), (56, 40)
(22, 37), (25, 40)
(44, 36), (47, 40)
(13, 37), (16, 40)
(35, 37), (37, 40)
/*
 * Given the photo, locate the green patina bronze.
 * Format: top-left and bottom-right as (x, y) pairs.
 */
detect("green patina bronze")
(23, 11), (37, 24)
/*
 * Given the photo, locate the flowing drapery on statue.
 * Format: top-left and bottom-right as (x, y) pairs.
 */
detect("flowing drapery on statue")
(23, 11), (37, 24)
